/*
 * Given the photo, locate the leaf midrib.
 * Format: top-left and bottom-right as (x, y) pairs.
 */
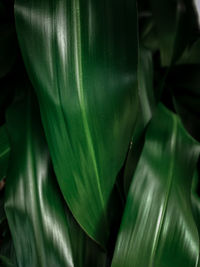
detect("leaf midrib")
(72, 0), (106, 220)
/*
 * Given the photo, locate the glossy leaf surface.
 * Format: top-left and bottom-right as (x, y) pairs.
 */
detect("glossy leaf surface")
(5, 89), (106, 267)
(112, 104), (200, 267)
(0, 125), (10, 181)
(14, 0), (138, 245)
(194, 0), (200, 26)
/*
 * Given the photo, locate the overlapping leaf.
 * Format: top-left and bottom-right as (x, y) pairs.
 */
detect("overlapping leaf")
(5, 88), (106, 267)
(150, 0), (198, 66)
(112, 104), (200, 267)
(14, 0), (138, 246)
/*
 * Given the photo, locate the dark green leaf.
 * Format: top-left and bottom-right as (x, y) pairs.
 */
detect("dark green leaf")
(0, 255), (15, 267)
(168, 64), (200, 141)
(15, 0), (139, 246)
(0, 191), (17, 266)
(0, 125), (10, 181)
(5, 88), (106, 267)
(191, 168), (200, 236)
(150, 0), (198, 66)
(177, 39), (200, 65)
(124, 47), (155, 194)
(140, 17), (159, 52)
(112, 104), (200, 267)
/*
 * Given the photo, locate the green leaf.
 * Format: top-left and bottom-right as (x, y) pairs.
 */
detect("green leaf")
(5, 88), (106, 267)
(191, 168), (200, 236)
(14, 0), (139, 246)
(177, 39), (200, 65)
(136, 47), (155, 137)
(0, 125), (10, 181)
(150, 0), (198, 66)
(0, 185), (17, 267)
(0, 255), (15, 267)
(111, 104), (200, 267)
(0, 224), (17, 267)
(124, 47), (155, 194)
(168, 64), (200, 141)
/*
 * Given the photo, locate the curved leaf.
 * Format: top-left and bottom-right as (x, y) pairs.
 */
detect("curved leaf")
(14, 0), (138, 245)
(5, 88), (106, 267)
(112, 104), (200, 267)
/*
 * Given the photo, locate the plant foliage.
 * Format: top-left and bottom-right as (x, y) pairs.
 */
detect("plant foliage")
(0, 0), (200, 266)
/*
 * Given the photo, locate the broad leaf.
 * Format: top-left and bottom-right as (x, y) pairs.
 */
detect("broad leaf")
(112, 104), (200, 267)
(14, 0), (138, 246)
(5, 88), (106, 267)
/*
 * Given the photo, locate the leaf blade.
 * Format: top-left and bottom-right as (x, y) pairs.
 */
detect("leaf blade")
(5, 88), (107, 267)
(14, 0), (139, 245)
(112, 104), (200, 267)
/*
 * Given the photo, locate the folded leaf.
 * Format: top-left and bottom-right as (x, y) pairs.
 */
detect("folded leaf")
(112, 104), (200, 267)
(14, 0), (138, 246)
(5, 88), (106, 267)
